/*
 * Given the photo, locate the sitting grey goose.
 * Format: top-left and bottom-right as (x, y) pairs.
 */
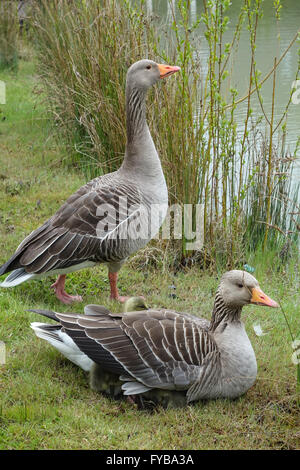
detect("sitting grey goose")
(30, 270), (278, 407)
(0, 60), (180, 303)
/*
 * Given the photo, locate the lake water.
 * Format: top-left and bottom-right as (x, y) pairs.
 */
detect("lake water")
(146, 0), (300, 184)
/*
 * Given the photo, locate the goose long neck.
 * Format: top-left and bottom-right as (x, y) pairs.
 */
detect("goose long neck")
(122, 82), (164, 179)
(209, 289), (242, 333)
(126, 85), (147, 146)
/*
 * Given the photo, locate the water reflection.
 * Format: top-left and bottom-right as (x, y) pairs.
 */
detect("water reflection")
(146, 0), (300, 181)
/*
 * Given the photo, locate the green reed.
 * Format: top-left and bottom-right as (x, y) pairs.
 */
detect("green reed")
(0, 1), (19, 71)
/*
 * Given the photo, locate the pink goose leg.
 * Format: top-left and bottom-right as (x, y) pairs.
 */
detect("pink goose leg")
(51, 274), (83, 304)
(108, 272), (129, 303)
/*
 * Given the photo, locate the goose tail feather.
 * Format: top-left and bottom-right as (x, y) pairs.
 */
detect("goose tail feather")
(121, 381), (152, 395)
(30, 322), (94, 372)
(0, 268), (35, 287)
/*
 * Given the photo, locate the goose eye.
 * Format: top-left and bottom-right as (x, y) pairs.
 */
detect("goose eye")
(146, 65), (152, 70)
(237, 284), (243, 288)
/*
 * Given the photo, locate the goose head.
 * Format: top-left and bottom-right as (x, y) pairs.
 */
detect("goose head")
(126, 59), (180, 91)
(219, 270), (279, 309)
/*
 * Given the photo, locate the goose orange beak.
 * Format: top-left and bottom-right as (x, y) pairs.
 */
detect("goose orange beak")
(250, 287), (279, 308)
(158, 64), (181, 79)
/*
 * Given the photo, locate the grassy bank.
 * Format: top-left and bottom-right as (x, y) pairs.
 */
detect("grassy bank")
(0, 55), (299, 450)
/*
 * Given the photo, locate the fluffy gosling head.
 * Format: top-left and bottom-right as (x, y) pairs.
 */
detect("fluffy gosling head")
(123, 296), (148, 313)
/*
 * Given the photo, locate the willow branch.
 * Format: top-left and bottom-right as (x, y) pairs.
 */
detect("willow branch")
(224, 29), (300, 110)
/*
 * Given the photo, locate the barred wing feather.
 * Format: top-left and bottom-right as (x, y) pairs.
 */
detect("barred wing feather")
(4, 176), (144, 275)
(55, 308), (220, 401)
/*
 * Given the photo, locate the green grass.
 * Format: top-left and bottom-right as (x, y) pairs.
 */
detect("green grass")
(0, 54), (299, 450)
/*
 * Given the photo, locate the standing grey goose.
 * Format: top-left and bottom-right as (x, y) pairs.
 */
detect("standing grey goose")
(30, 270), (278, 406)
(0, 60), (180, 303)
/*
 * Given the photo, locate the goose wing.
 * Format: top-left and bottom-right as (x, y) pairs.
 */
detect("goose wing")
(55, 308), (220, 401)
(3, 175), (143, 275)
